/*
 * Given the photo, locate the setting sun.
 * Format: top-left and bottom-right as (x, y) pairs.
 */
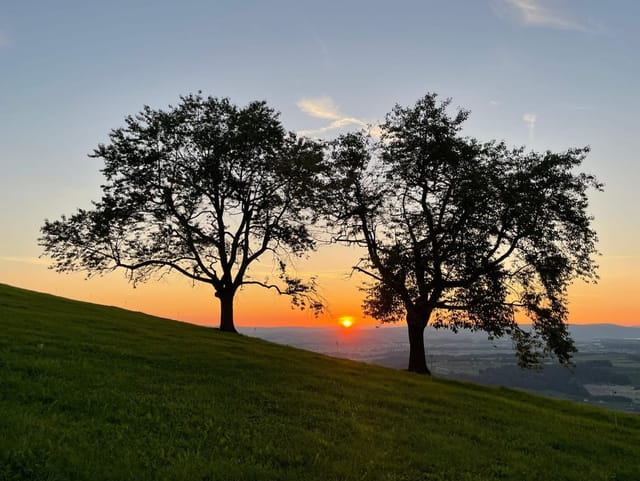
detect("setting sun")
(339, 316), (354, 328)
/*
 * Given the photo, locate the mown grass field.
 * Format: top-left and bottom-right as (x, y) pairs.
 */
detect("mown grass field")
(1, 283), (638, 480)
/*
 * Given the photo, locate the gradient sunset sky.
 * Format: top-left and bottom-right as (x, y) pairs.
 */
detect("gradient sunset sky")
(1, 1), (638, 327)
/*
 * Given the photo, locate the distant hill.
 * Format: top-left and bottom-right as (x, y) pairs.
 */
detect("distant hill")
(568, 323), (640, 341)
(1, 283), (639, 481)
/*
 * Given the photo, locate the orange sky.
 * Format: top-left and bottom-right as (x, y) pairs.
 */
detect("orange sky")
(1, 245), (638, 328)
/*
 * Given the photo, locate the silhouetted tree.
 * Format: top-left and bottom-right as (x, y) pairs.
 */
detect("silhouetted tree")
(40, 94), (325, 332)
(326, 94), (601, 373)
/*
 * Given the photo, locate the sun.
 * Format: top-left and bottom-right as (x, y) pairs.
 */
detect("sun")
(339, 316), (354, 328)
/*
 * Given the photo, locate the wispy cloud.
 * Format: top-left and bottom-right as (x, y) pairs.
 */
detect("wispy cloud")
(314, 34), (332, 68)
(522, 112), (537, 141)
(296, 96), (375, 137)
(493, 0), (595, 32)
(297, 96), (343, 120)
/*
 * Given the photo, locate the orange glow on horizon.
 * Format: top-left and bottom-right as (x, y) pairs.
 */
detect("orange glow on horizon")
(339, 316), (355, 328)
(1, 250), (639, 328)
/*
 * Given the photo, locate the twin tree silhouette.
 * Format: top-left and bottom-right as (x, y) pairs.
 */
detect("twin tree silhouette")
(40, 93), (601, 374)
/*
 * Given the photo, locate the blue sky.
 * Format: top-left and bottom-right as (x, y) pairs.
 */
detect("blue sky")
(1, 0), (639, 325)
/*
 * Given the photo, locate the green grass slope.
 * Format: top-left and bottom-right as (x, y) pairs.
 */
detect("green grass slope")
(1, 283), (638, 481)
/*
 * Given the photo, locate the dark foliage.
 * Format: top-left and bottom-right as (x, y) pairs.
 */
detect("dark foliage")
(325, 93), (601, 373)
(40, 93), (325, 331)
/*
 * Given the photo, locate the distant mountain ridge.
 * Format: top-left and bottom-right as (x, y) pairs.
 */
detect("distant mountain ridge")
(568, 323), (640, 341)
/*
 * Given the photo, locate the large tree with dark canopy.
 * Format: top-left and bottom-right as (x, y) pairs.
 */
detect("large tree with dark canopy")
(326, 94), (601, 374)
(40, 93), (325, 332)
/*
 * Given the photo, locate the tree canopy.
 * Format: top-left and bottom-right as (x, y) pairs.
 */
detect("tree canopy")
(325, 94), (601, 373)
(40, 91), (601, 371)
(40, 93), (325, 332)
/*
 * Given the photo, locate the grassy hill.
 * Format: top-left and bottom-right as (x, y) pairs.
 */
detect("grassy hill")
(1, 283), (638, 481)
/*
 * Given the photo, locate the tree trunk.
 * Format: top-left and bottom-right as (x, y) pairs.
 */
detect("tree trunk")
(217, 290), (238, 333)
(407, 318), (431, 375)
